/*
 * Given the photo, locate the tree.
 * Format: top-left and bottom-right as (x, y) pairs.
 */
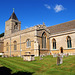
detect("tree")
(0, 33), (4, 38)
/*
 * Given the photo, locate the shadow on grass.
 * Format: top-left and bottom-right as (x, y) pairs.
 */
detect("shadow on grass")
(0, 66), (34, 75)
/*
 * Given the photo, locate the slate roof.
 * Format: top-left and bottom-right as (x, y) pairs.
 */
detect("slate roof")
(47, 20), (75, 34)
(9, 12), (18, 20)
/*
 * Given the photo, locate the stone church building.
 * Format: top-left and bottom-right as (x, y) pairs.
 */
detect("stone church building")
(0, 11), (75, 56)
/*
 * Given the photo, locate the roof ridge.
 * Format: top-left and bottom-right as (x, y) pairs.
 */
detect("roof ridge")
(48, 20), (75, 28)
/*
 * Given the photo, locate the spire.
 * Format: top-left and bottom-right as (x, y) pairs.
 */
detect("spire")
(9, 8), (18, 20)
(43, 22), (45, 25)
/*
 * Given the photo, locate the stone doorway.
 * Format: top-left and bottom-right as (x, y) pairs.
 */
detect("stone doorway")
(60, 47), (63, 53)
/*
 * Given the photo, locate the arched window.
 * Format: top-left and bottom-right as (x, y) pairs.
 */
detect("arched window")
(52, 39), (56, 49)
(27, 39), (31, 47)
(6, 42), (9, 51)
(42, 32), (46, 48)
(67, 36), (72, 48)
(14, 41), (17, 50)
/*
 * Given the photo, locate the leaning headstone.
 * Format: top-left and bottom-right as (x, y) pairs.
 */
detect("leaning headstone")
(57, 56), (60, 65)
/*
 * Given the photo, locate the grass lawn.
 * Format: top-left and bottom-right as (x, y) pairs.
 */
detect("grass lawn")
(0, 55), (75, 75)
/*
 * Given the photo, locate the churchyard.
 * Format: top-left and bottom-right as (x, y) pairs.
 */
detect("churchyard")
(0, 55), (75, 75)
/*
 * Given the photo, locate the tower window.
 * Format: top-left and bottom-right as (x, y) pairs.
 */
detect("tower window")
(15, 22), (18, 25)
(14, 25), (18, 29)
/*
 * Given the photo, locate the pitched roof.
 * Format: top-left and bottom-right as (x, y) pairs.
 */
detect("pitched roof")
(47, 20), (75, 34)
(9, 12), (18, 20)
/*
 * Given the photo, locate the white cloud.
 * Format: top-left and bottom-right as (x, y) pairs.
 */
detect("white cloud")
(44, 4), (51, 9)
(54, 4), (65, 12)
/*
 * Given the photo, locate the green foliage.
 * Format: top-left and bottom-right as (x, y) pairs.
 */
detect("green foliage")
(0, 33), (4, 38)
(0, 55), (75, 75)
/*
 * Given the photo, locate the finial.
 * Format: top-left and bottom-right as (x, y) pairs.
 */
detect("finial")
(13, 8), (15, 12)
(43, 22), (45, 25)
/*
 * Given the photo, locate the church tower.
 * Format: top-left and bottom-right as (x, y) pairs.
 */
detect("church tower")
(5, 10), (21, 36)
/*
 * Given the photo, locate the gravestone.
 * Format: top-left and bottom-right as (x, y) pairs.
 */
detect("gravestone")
(53, 53), (57, 57)
(65, 53), (69, 57)
(5, 55), (8, 58)
(40, 55), (43, 60)
(60, 55), (63, 64)
(2, 55), (4, 58)
(57, 54), (63, 65)
(57, 56), (60, 65)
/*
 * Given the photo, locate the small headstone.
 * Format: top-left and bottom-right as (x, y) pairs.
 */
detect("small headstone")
(53, 53), (57, 57)
(2, 55), (4, 58)
(66, 53), (69, 57)
(40, 55), (43, 60)
(60, 56), (63, 64)
(5, 55), (8, 58)
(65, 53), (69, 57)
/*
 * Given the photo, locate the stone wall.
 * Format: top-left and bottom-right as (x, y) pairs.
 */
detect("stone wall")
(50, 30), (75, 54)
(4, 26), (36, 56)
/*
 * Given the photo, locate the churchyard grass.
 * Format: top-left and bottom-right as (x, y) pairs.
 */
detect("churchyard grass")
(0, 55), (75, 75)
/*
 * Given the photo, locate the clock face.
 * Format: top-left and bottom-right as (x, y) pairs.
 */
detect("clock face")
(6, 26), (9, 30)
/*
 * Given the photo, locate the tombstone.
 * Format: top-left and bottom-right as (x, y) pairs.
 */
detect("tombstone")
(66, 53), (69, 57)
(57, 56), (60, 65)
(53, 53), (57, 57)
(40, 55), (43, 60)
(60, 55), (63, 64)
(65, 53), (69, 57)
(57, 53), (63, 65)
(5, 55), (8, 58)
(31, 56), (35, 60)
(21, 55), (23, 58)
(2, 55), (4, 58)
(50, 52), (52, 55)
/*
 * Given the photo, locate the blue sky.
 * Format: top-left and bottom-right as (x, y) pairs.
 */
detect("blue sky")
(0, 0), (75, 34)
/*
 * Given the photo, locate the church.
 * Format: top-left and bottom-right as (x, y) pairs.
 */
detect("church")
(0, 11), (75, 57)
